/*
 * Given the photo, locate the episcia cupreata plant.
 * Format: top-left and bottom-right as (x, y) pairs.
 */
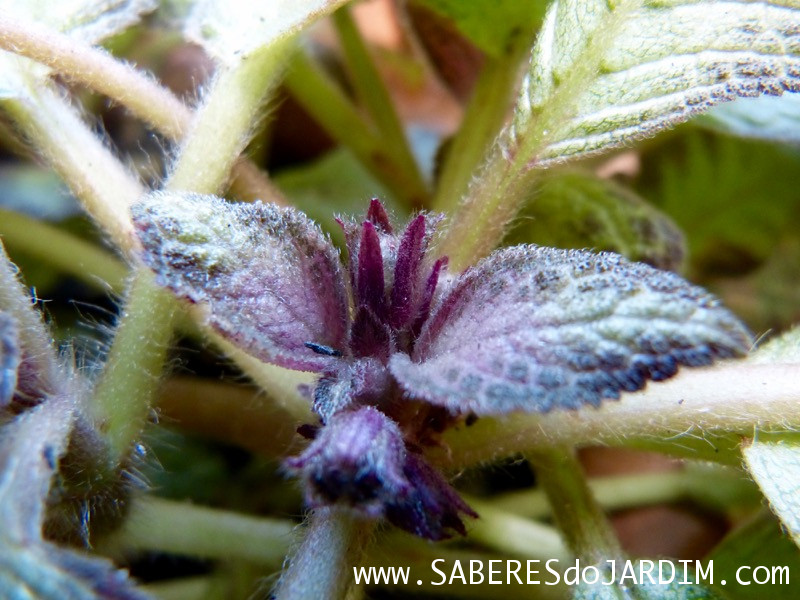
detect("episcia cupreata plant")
(2, 0), (800, 599)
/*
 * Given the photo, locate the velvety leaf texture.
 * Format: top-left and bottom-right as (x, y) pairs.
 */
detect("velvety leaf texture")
(390, 246), (752, 414)
(131, 192), (349, 373)
(512, 0), (800, 167)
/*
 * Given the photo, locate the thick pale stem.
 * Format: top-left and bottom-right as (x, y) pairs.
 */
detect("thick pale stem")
(0, 209), (128, 293)
(333, 6), (428, 208)
(166, 39), (292, 194)
(438, 361), (800, 468)
(434, 144), (531, 271)
(90, 269), (174, 460)
(274, 508), (376, 600)
(465, 497), (569, 561)
(0, 14), (285, 205)
(528, 448), (623, 564)
(105, 496), (293, 565)
(1, 85), (142, 251)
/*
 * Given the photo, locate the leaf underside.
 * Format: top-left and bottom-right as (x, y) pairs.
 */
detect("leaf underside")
(513, 0), (800, 167)
(390, 246), (752, 414)
(132, 192), (349, 373)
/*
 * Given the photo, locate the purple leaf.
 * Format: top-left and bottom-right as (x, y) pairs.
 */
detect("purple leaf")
(132, 192), (349, 372)
(357, 221), (386, 318)
(390, 214), (426, 329)
(366, 197), (393, 234)
(390, 246), (752, 414)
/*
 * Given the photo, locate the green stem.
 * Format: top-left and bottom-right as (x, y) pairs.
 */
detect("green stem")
(332, 6), (428, 207)
(528, 448), (623, 564)
(274, 508), (376, 600)
(465, 496), (569, 561)
(167, 38), (293, 194)
(487, 471), (689, 519)
(89, 270), (174, 460)
(1, 83), (142, 251)
(432, 43), (530, 215)
(434, 143), (532, 271)
(284, 51), (426, 208)
(0, 209), (128, 293)
(0, 14), (286, 205)
(437, 361), (800, 469)
(104, 496), (293, 565)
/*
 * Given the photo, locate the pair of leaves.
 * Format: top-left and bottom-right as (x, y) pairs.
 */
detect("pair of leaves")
(133, 192), (750, 416)
(511, 0), (800, 167)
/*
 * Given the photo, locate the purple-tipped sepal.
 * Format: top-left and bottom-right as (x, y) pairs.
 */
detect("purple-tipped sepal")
(286, 406), (474, 540)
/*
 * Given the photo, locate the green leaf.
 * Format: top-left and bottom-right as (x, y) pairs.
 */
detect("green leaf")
(504, 170), (686, 271)
(511, 0), (800, 167)
(410, 0), (546, 58)
(706, 511), (799, 599)
(185, 0), (347, 65)
(750, 325), (800, 364)
(742, 437), (800, 548)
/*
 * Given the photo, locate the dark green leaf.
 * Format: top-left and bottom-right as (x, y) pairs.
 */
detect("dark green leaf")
(505, 170), (686, 271)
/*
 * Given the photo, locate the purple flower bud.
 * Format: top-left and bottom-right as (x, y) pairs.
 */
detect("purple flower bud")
(286, 406), (475, 539)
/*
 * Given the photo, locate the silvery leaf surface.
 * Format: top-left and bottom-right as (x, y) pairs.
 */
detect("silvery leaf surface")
(185, 0), (347, 65)
(512, 0), (800, 167)
(132, 192), (349, 373)
(390, 246), (752, 414)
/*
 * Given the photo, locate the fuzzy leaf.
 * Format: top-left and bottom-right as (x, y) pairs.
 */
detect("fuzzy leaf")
(185, 0), (347, 65)
(390, 246), (751, 414)
(0, 395), (149, 599)
(512, 0), (800, 167)
(505, 170), (686, 271)
(132, 192), (349, 373)
(742, 438), (800, 548)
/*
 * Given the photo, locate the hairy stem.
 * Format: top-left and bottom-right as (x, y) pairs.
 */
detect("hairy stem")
(166, 39), (293, 194)
(0, 14), (285, 205)
(332, 6), (428, 208)
(284, 51), (425, 208)
(1, 83), (142, 251)
(274, 508), (376, 600)
(528, 448), (623, 564)
(0, 209), (128, 293)
(89, 270), (174, 460)
(104, 496), (293, 565)
(438, 361), (800, 468)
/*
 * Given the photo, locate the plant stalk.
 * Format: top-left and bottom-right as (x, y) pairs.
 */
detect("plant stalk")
(273, 508), (376, 600)
(528, 448), (623, 564)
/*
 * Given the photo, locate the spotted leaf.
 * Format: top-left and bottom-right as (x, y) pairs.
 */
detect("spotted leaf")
(390, 246), (752, 414)
(132, 192), (349, 372)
